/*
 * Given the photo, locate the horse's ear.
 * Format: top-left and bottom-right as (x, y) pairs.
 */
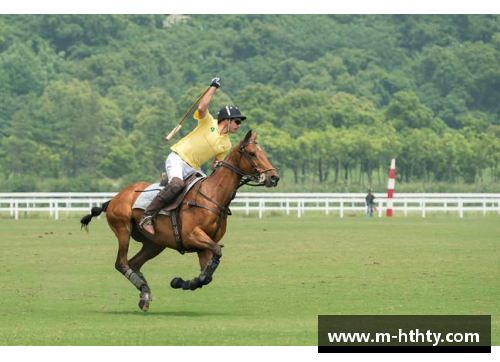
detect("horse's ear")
(243, 130), (253, 143)
(251, 132), (257, 141)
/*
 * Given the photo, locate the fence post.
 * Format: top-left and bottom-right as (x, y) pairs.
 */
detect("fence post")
(378, 201), (382, 217)
(10, 200), (14, 217)
(483, 199), (486, 216)
(340, 199), (344, 218)
(246, 200), (250, 216)
(421, 201), (425, 218)
(404, 200), (408, 217)
(297, 200), (301, 218)
(15, 201), (19, 220)
(259, 199), (263, 219)
(55, 202), (59, 220)
(286, 199), (290, 216)
(459, 200), (463, 218)
(326, 200), (329, 215)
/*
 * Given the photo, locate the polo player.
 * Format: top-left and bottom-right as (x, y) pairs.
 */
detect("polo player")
(139, 77), (246, 235)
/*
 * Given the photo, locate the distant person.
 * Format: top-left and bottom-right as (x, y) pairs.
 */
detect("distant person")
(366, 189), (375, 217)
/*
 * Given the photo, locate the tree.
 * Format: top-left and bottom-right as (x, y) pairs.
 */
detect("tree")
(0, 41), (49, 95)
(4, 79), (121, 178)
(385, 91), (446, 132)
(327, 92), (383, 128)
(253, 122), (296, 182)
(126, 89), (178, 178)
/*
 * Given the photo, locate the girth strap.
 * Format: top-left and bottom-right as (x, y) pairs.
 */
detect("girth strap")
(171, 210), (186, 255)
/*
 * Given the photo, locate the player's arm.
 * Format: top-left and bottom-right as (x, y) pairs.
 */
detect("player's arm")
(198, 77), (220, 119)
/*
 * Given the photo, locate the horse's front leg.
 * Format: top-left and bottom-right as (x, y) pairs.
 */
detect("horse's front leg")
(171, 227), (222, 291)
(196, 249), (220, 286)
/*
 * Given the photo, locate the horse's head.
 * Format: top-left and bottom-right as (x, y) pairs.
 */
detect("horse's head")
(236, 130), (280, 187)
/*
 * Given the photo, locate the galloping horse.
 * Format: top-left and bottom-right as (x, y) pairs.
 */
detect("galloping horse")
(80, 130), (279, 311)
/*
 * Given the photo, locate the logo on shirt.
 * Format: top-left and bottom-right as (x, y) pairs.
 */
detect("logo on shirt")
(211, 127), (215, 132)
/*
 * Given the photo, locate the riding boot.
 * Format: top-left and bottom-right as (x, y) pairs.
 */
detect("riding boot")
(139, 195), (165, 235)
(139, 177), (185, 235)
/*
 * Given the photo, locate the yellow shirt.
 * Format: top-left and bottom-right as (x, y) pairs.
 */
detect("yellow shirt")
(170, 110), (232, 169)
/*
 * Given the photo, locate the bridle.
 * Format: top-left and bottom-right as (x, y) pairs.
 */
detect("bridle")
(217, 140), (276, 189)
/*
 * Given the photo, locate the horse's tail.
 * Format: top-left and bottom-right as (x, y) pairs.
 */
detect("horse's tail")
(80, 200), (111, 232)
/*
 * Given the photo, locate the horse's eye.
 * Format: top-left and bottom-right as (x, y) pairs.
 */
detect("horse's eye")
(249, 152), (256, 157)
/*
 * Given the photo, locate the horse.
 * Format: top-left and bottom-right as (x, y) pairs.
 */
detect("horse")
(80, 130), (280, 311)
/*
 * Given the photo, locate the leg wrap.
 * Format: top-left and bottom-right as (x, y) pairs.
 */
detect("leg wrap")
(136, 272), (149, 287)
(181, 277), (202, 291)
(182, 279), (194, 290)
(171, 258), (220, 291)
(125, 269), (147, 291)
(199, 258), (220, 285)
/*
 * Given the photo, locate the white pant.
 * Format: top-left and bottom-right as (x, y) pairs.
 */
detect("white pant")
(165, 152), (206, 183)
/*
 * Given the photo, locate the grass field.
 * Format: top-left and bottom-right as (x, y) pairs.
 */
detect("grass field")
(0, 213), (498, 345)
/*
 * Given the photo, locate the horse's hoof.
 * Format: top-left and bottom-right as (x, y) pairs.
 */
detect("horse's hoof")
(138, 299), (149, 312)
(138, 292), (152, 312)
(171, 277), (184, 289)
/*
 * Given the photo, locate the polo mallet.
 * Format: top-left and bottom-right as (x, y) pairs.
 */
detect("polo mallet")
(165, 86), (212, 141)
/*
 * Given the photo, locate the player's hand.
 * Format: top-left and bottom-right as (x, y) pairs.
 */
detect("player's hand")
(210, 77), (221, 88)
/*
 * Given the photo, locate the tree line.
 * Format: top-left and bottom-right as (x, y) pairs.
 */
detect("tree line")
(0, 15), (499, 191)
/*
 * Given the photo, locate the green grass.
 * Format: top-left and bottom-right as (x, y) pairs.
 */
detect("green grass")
(0, 213), (499, 345)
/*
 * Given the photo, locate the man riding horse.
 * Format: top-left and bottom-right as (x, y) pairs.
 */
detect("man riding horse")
(139, 77), (246, 235)
(80, 77), (280, 311)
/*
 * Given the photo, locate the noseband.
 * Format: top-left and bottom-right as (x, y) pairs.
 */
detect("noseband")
(218, 141), (276, 188)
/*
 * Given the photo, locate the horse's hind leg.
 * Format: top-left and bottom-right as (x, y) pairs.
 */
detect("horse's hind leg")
(110, 223), (150, 311)
(171, 227), (222, 291)
(128, 238), (166, 311)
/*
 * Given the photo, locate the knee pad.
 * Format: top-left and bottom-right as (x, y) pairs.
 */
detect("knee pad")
(170, 177), (185, 194)
(158, 178), (185, 203)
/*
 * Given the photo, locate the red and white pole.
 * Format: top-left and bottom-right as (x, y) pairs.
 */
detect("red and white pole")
(386, 158), (396, 217)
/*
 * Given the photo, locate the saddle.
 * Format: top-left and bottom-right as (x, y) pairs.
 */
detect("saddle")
(160, 171), (205, 213)
(133, 172), (205, 255)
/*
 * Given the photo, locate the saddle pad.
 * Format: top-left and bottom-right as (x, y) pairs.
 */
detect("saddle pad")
(132, 177), (205, 216)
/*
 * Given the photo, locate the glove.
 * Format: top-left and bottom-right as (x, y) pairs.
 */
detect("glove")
(210, 77), (221, 88)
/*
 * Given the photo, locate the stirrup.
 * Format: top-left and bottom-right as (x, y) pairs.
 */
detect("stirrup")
(139, 215), (154, 228)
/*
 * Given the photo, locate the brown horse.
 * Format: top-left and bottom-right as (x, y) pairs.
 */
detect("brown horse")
(80, 130), (279, 311)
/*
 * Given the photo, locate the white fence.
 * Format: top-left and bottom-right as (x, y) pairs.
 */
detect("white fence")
(1, 192), (500, 220)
